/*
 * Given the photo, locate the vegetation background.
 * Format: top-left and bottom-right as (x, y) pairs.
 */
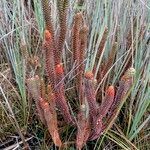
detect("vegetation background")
(0, 0), (150, 149)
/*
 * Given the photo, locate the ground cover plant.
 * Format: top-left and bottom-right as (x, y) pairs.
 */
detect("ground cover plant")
(0, 0), (150, 149)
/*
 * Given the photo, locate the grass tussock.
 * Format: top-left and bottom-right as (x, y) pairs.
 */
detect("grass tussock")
(0, 0), (150, 149)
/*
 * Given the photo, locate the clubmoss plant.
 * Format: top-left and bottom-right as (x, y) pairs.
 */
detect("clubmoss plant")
(26, 1), (136, 149)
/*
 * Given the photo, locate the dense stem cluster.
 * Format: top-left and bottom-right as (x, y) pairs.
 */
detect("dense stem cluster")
(26, 1), (136, 149)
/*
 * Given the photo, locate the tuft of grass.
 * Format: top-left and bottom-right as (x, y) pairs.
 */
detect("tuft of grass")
(0, 0), (149, 149)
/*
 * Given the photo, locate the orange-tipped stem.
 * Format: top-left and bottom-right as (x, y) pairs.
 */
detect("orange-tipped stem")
(89, 85), (115, 140)
(97, 85), (115, 117)
(44, 29), (52, 41)
(39, 98), (62, 147)
(55, 63), (64, 75)
(84, 71), (94, 80)
(107, 85), (115, 97)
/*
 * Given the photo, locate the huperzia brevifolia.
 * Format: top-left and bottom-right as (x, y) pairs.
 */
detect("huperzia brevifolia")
(26, 0), (136, 149)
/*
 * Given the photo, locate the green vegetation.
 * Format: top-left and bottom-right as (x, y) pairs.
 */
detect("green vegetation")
(0, 0), (149, 149)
